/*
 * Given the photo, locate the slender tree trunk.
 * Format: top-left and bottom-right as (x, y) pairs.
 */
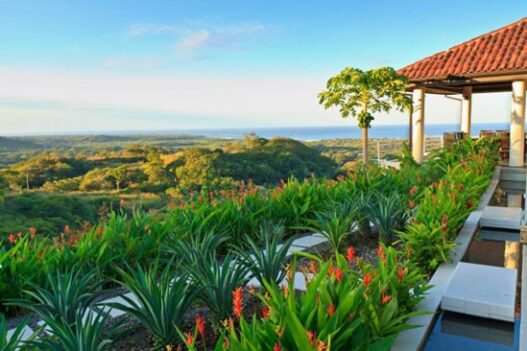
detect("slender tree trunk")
(362, 127), (369, 164)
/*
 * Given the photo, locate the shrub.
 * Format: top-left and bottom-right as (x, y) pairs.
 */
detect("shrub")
(109, 260), (197, 348)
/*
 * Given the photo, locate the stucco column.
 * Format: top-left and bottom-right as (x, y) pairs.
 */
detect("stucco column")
(412, 88), (425, 162)
(510, 80), (526, 167)
(461, 86), (472, 135)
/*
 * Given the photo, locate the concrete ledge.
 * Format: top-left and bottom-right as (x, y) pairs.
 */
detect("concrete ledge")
(520, 246), (527, 350)
(392, 166), (501, 351)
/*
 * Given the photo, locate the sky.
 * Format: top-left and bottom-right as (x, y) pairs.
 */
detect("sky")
(0, 0), (525, 135)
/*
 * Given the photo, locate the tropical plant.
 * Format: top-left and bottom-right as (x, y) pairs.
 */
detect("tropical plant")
(0, 315), (31, 351)
(369, 192), (408, 243)
(183, 253), (249, 322)
(303, 203), (360, 253)
(236, 221), (293, 287)
(29, 309), (121, 351)
(8, 268), (101, 328)
(108, 260), (197, 348)
(216, 247), (428, 351)
(319, 66), (412, 163)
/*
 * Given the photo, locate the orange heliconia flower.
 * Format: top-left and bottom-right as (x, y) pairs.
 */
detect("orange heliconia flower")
(377, 246), (387, 264)
(363, 273), (372, 287)
(184, 332), (193, 346)
(195, 315), (205, 339)
(307, 331), (317, 346)
(262, 306), (270, 319)
(381, 293), (392, 304)
(397, 267), (405, 282)
(328, 303), (335, 317)
(346, 247), (355, 264)
(334, 268), (343, 282)
(232, 287), (243, 319)
(308, 260), (318, 274)
(7, 233), (17, 244)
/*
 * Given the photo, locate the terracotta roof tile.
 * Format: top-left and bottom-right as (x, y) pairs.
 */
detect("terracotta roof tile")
(398, 18), (527, 81)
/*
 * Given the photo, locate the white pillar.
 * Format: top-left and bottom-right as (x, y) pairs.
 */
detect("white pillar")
(461, 86), (472, 135)
(510, 80), (526, 167)
(412, 88), (425, 162)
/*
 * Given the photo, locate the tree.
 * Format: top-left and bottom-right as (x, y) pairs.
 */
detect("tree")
(318, 67), (411, 163)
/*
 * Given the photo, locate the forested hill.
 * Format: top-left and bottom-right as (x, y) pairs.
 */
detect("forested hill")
(0, 136), (40, 150)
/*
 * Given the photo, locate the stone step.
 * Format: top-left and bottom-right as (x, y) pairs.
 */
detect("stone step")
(7, 325), (34, 343)
(441, 262), (517, 322)
(480, 206), (523, 230)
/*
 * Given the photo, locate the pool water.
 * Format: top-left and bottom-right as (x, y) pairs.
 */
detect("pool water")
(425, 312), (520, 351)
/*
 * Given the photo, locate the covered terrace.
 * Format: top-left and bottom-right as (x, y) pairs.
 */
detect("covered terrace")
(398, 17), (527, 167)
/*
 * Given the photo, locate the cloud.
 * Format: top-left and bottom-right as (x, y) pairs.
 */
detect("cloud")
(126, 21), (271, 59)
(126, 23), (181, 37)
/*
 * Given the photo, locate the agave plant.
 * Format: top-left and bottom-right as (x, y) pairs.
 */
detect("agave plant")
(303, 203), (360, 253)
(183, 253), (250, 322)
(236, 221), (293, 287)
(30, 309), (122, 351)
(369, 192), (407, 243)
(108, 260), (197, 348)
(164, 230), (229, 267)
(8, 267), (102, 328)
(0, 315), (32, 351)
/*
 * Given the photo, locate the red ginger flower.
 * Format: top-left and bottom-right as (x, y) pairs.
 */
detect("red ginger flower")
(195, 314), (205, 338)
(397, 267), (405, 282)
(408, 199), (415, 209)
(262, 306), (270, 319)
(328, 303), (335, 317)
(307, 331), (317, 346)
(184, 332), (193, 346)
(458, 184), (465, 191)
(274, 343), (281, 351)
(377, 246), (386, 262)
(381, 293), (392, 304)
(363, 273), (372, 287)
(346, 247), (355, 264)
(232, 287), (243, 319)
(441, 215), (448, 225)
(7, 233), (17, 244)
(409, 186), (417, 196)
(334, 268), (343, 282)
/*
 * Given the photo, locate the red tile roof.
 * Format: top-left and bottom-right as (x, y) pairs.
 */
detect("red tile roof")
(398, 17), (527, 81)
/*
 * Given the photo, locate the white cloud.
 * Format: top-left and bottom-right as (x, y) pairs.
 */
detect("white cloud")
(126, 21), (271, 59)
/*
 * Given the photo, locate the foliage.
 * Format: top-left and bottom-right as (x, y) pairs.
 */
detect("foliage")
(219, 246), (428, 351)
(0, 315), (31, 351)
(319, 67), (411, 163)
(368, 192), (407, 243)
(182, 253), (249, 322)
(303, 204), (360, 253)
(109, 261), (197, 348)
(29, 310), (121, 351)
(236, 221), (293, 287)
(8, 268), (101, 327)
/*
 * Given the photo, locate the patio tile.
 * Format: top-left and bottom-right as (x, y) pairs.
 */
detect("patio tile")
(291, 235), (328, 248)
(480, 206), (523, 230)
(441, 262), (517, 322)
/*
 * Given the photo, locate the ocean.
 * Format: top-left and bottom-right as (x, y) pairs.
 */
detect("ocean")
(147, 123), (510, 141)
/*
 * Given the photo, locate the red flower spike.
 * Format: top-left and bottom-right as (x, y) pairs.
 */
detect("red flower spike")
(195, 315), (205, 338)
(335, 268), (343, 282)
(363, 273), (372, 287)
(184, 332), (193, 346)
(262, 306), (270, 319)
(307, 331), (317, 346)
(328, 303), (335, 317)
(381, 293), (392, 304)
(397, 267), (405, 282)
(274, 343), (281, 351)
(232, 288), (243, 319)
(346, 247), (355, 264)
(408, 199), (415, 209)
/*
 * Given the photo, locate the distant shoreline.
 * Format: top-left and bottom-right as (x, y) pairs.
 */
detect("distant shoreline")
(2, 123), (509, 141)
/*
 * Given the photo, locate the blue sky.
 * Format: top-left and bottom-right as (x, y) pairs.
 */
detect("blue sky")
(0, 0), (525, 135)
